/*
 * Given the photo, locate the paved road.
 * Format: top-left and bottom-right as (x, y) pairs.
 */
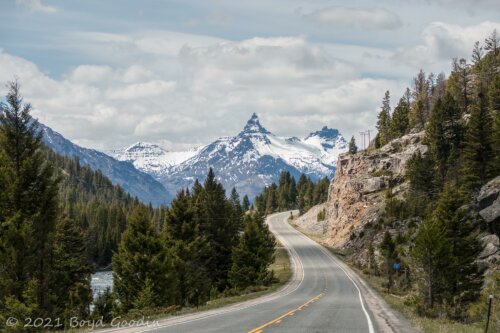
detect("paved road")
(97, 211), (418, 333)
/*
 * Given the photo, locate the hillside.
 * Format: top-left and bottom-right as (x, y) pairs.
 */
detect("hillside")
(295, 31), (500, 330)
(40, 123), (172, 206)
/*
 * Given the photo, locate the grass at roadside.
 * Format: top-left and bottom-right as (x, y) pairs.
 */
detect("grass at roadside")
(286, 216), (488, 333)
(64, 246), (292, 332)
(324, 247), (486, 333)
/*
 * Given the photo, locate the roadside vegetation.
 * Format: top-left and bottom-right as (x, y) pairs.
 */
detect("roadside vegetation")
(0, 82), (285, 331)
(339, 30), (500, 332)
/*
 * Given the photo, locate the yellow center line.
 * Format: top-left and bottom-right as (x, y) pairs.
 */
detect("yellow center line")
(247, 293), (324, 333)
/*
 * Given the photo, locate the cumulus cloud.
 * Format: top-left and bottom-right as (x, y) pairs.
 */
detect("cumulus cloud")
(0, 34), (405, 151)
(16, 0), (58, 13)
(393, 21), (500, 69)
(424, 0), (500, 11)
(303, 6), (402, 30)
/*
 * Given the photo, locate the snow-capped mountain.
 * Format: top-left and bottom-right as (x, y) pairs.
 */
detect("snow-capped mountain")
(110, 113), (347, 200)
(40, 124), (172, 206)
(110, 142), (201, 178)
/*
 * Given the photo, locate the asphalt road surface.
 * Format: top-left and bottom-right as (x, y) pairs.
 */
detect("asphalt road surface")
(96, 211), (418, 333)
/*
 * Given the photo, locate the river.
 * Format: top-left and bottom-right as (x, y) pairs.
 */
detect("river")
(91, 271), (113, 299)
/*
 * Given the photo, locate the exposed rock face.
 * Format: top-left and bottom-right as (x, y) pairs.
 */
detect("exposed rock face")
(291, 204), (328, 236)
(477, 176), (500, 265)
(477, 176), (500, 239)
(325, 132), (427, 246)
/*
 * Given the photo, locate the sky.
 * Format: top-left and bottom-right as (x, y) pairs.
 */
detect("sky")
(0, 0), (499, 151)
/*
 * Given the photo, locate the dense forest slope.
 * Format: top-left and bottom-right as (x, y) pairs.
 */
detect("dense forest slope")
(318, 30), (500, 327)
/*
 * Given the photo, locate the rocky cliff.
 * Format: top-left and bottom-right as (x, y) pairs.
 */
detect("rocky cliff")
(323, 132), (499, 267)
(325, 132), (427, 246)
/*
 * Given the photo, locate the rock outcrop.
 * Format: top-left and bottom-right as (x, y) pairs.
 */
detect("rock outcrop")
(291, 204), (328, 236)
(325, 132), (427, 246)
(477, 176), (500, 266)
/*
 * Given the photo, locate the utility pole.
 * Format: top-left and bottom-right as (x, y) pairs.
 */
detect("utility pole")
(366, 130), (371, 152)
(359, 131), (366, 150)
(359, 130), (371, 151)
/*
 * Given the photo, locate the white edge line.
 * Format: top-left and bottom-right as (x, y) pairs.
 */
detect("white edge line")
(93, 212), (305, 333)
(289, 221), (376, 333)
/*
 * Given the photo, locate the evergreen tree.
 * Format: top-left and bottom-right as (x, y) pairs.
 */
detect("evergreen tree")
(229, 187), (243, 232)
(51, 216), (93, 321)
(163, 190), (211, 306)
(461, 91), (494, 191)
(113, 206), (177, 312)
(367, 242), (379, 276)
(195, 168), (239, 291)
(410, 70), (431, 130)
(432, 185), (483, 318)
(412, 217), (449, 309)
(380, 231), (397, 292)
(425, 93), (463, 186)
(406, 151), (435, 195)
(242, 195), (251, 212)
(229, 214), (275, 290)
(484, 29), (499, 56)
(488, 75), (500, 175)
(448, 58), (472, 114)
(348, 136), (358, 154)
(0, 81), (59, 316)
(389, 96), (410, 138)
(376, 91), (392, 147)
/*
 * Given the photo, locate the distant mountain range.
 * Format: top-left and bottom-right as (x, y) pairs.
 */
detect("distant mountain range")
(110, 113), (347, 200)
(40, 124), (172, 206)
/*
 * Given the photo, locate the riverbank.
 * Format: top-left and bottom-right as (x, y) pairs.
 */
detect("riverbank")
(65, 246), (291, 332)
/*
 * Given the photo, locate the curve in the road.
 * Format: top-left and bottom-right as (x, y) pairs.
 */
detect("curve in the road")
(94, 211), (381, 333)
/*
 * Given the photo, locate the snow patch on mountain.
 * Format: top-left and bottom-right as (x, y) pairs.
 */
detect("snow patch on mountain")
(109, 113), (347, 200)
(110, 142), (202, 177)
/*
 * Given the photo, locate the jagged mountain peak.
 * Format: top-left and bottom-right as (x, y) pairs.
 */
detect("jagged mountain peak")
(305, 126), (340, 140)
(241, 113), (271, 135)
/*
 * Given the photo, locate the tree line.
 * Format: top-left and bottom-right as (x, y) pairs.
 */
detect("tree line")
(0, 82), (276, 330)
(253, 171), (330, 215)
(362, 30), (499, 322)
(107, 169), (275, 316)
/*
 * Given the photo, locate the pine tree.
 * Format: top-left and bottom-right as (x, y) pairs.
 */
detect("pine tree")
(448, 58), (472, 114)
(412, 217), (450, 309)
(348, 136), (357, 154)
(425, 93), (463, 186)
(406, 151), (435, 195)
(229, 188), (243, 232)
(484, 29), (499, 56)
(51, 216), (93, 320)
(113, 206), (178, 312)
(461, 91), (493, 191)
(380, 231), (397, 292)
(376, 91), (392, 147)
(367, 242), (379, 276)
(163, 189), (211, 306)
(389, 96), (410, 138)
(242, 195), (250, 212)
(229, 214), (275, 290)
(432, 185), (483, 318)
(489, 75), (500, 175)
(410, 70), (431, 130)
(195, 168), (238, 291)
(0, 81), (59, 315)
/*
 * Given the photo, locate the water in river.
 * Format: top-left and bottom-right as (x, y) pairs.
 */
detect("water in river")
(91, 271), (113, 299)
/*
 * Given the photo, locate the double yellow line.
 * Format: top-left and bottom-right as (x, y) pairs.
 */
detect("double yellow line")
(247, 293), (324, 333)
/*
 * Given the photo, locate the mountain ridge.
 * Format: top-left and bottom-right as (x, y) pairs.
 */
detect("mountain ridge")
(111, 114), (347, 200)
(40, 123), (172, 206)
